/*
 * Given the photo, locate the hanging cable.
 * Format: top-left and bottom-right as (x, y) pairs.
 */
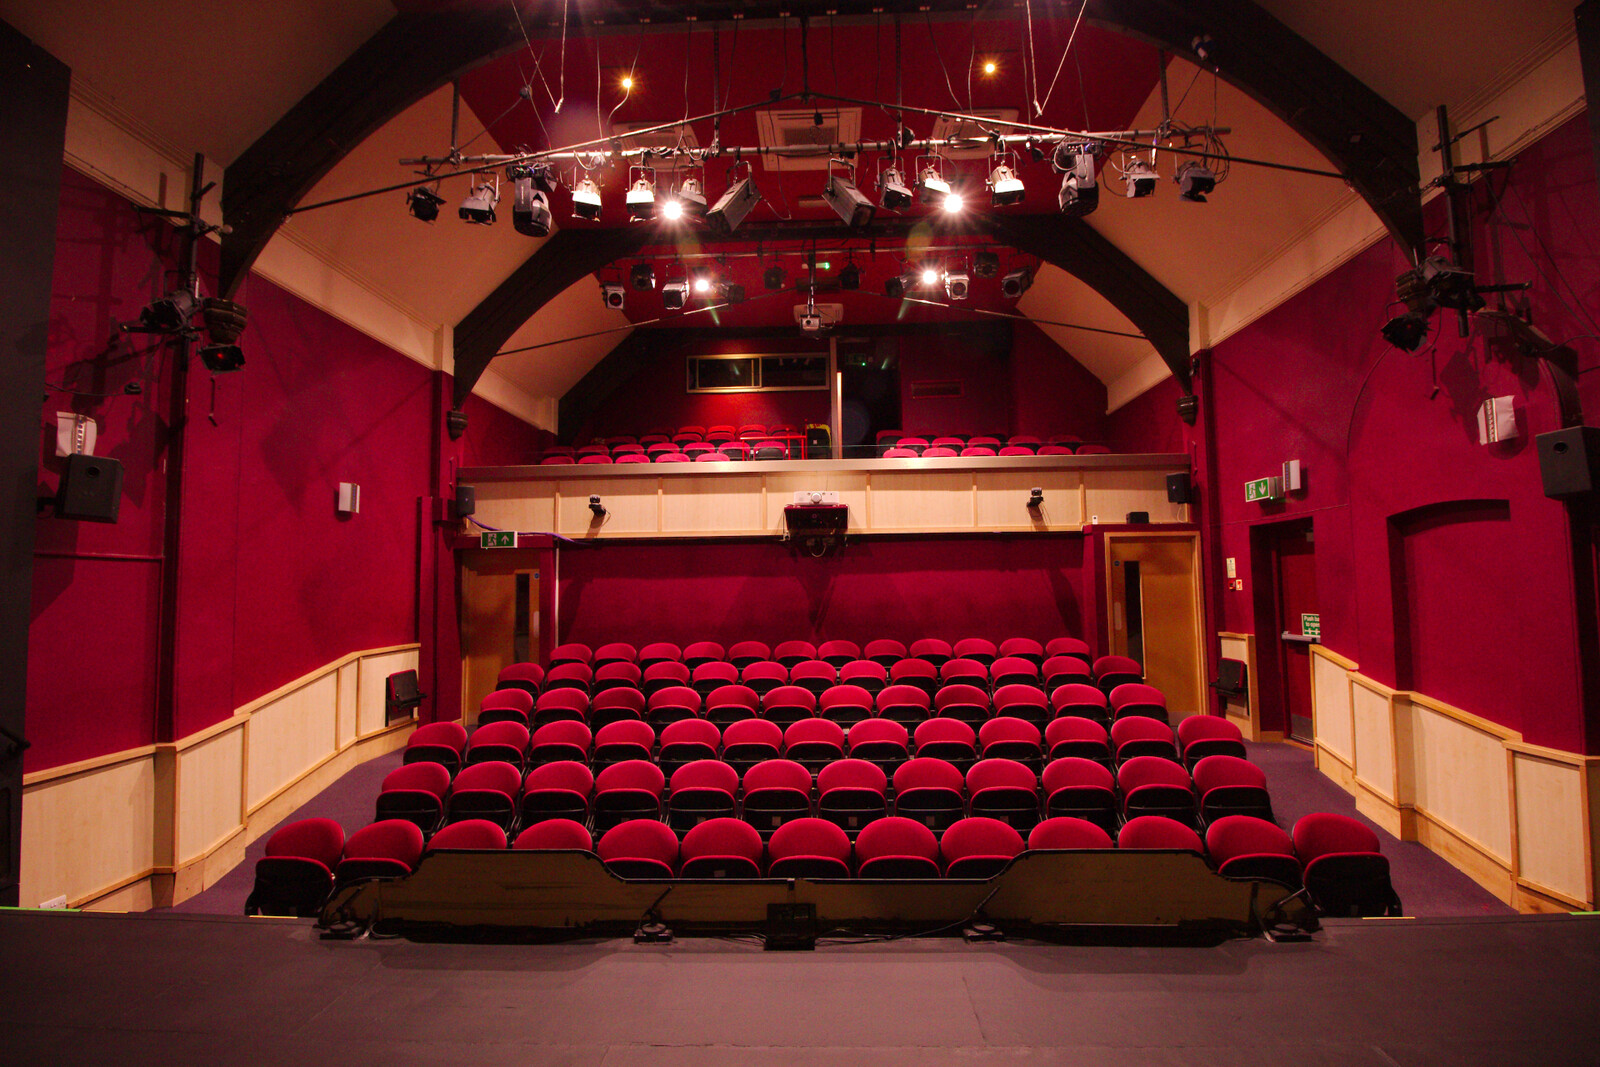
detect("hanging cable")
(1035, 0), (1088, 118)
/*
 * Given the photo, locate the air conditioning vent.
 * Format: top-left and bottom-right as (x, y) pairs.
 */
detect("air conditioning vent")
(910, 379), (963, 399)
(929, 109), (1020, 158)
(612, 121), (699, 153)
(755, 107), (862, 170)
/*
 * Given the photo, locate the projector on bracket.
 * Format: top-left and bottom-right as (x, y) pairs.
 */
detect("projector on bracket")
(794, 303), (843, 336)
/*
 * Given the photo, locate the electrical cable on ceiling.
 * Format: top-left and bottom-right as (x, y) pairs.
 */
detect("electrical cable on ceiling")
(1035, 0), (1088, 119)
(555, 0), (568, 113)
(924, 13), (965, 110)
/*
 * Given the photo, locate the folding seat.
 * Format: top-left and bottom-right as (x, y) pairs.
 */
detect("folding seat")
(1045, 637), (1092, 661)
(464, 721), (529, 771)
(1043, 656), (1094, 692)
(738, 423), (769, 441)
(375, 762), (451, 833)
(769, 818), (853, 878)
(847, 718), (910, 773)
(704, 424), (737, 443)
(959, 446), (997, 457)
(533, 688), (590, 727)
(1117, 756), (1198, 828)
(592, 720), (655, 771)
(740, 660), (789, 697)
(817, 639), (861, 668)
(718, 441), (751, 461)
(638, 642), (683, 670)
(553, 643), (598, 668)
(1206, 815), (1301, 885)
(1192, 754), (1275, 825)
(933, 683), (991, 730)
(1044, 717), (1112, 766)
(1292, 812), (1401, 917)
(1177, 716), (1249, 767)
(931, 436), (965, 451)
(992, 684), (1050, 729)
(615, 453), (651, 464)
(589, 687), (646, 729)
(922, 446), (958, 458)
(528, 720), (592, 767)
(593, 642), (638, 668)
(683, 640), (726, 669)
(1076, 444), (1112, 455)
(542, 444), (576, 456)
(1041, 757), (1118, 832)
(741, 759), (814, 836)
(673, 427), (706, 446)
(889, 657), (939, 698)
(658, 718), (723, 779)
(751, 443), (787, 461)
(667, 760), (740, 832)
(913, 718), (977, 770)
(952, 638), (998, 666)
(978, 717), (1045, 772)
(247, 818), (345, 916)
(478, 687), (535, 728)
(443, 760), (522, 830)
(909, 637), (953, 666)
(997, 446), (1035, 457)
(496, 662), (545, 697)
(592, 661), (643, 694)
(721, 718), (783, 777)
(426, 819), (508, 852)
(655, 451), (692, 463)
(991, 656), (1040, 690)
(545, 662), (594, 693)
(895, 436), (930, 455)
(577, 453), (613, 465)
(646, 685), (702, 727)
(789, 659), (839, 697)
(873, 429), (905, 455)
(1028, 816), (1114, 851)
(334, 820), (425, 885)
(691, 660), (741, 697)
(540, 454), (576, 465)
(760, 684), (818, 728)
(727, 640), (770, 669)
(1110, 683), (1168, 724)
(817, 758), (889, 835)
(864, 638), (908, 666)
(1006, 435), (1042, 451)
(519, 761), (594, 826)
(892, 757), (966, 834)
(1050, 682), (1109, 725)
(965, 759), (1042, 833)
(856, 816), (941, 878)
(591, 760), (666, 834)
(967, 435), (1002, 449)
(610, 443), (645, 456)
(646, 443), (677, 458)
(818, 684), (874, 728)
(876, 683), (932, 727)
(840, 659), (888, 695)
(783, 718), (846, 773)
(512, 819), (594, 852)
(1046, 434), (1082, 447)
(941, 817), (1026, 879)
(577, 443), (610, 457)
(1110, 716), (1179, 763)
(642, 660), (692, 697)
(1035, 444), (1073, 456)
(939, 658), (989, 691)
(679, 818), (765, 878)
(1093, 655), (1144, 693)
(704, 684), (760, 726)
(597, 820), (679, 878)
(403, 721), (468, 776)
(1118, 815), (1206, 853)
(642, 429), (673, 445)
(774, 640), (818, 668)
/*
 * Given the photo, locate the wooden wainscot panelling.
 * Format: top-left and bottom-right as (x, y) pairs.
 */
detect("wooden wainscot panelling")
(662, 473), (764, 533)
(868, 470), (976, 530)
(1083, 469), (1185, 525)
(471, 479), (557, 534)
(20, 749), (158, 910)
(1310, 645), (1357, 790)
(1347, 673), (1413, 838)
(1216, 632), (1263, 741)
(246, 672), (340, 811)
(558, 476), (658, 536)
(1507, 742), (1599, 911)
(356, 647), (419, 738)
(763, 471), (870, 532)
(974, 470), (1083, 530)
(336, 659), (359, 747)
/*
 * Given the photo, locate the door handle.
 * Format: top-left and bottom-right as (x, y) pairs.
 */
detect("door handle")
(1280, 632), (1318, 644)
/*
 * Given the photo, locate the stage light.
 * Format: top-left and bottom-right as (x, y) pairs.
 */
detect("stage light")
(943, 191), (964, 213)
(601, 283), (625, 310)
(630, 262), (656, 291)
(510, 167), (552, 237)
(662, 278), (689, 310)
(920, 265), (940, 287)
(1124, 160), (1157, 198)
(879, 166), (914, 210)
(916, 163), (952, 205)
(626, 175), (656, 220)
(406, 185), (444, 222)
(983, 60), (997, 76)
(1175, 161), (1216, 202)
(823, 171), (876, 229)
(201, 298), (248, 344)
(139, 290), (198, 332)
(1001, 268), (1033, 298)
(1420, 256), (1484, 311)
(620, 75), (634, 91)
(885, 273), (913, 299)
(692, 269), (714, 295)
(839, 262), (861, 290)
(722, 283), (746, 304)
(661, 176), (707, 222)
(707, 174), (760, 234)
(459, 178), (499, 224)
(1057, 152), (1099, 217)
(944, 270), (970, 300)
(1381, 311), (1430, 351)
(988, 163), (1025, 207)
(661, 198), (684, 221)
(764, 264), (787, 291)
(570, 177), (603, 220)
(974, 252), (999, 278)
(198, 343), (245, 372)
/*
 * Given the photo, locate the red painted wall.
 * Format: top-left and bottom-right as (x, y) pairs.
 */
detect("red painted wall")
(1008, 321), (1110, 443)
(898, 328), (1011, 437)
(1106, 375), (1188, 454)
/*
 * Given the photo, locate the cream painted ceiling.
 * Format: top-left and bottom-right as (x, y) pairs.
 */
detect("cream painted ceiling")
(0, 0), (1581, 416)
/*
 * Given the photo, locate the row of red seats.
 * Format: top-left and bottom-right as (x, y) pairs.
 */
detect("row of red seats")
(516, 636), (1097, 672)
(575, 424), (801, 448)
(875, 433), (1111, 457)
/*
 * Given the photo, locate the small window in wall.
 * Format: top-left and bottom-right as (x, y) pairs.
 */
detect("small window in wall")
(687, 354), (829, 393)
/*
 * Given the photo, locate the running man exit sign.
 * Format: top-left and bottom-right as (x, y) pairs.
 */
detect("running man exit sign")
(480, 530), (515, 548)
(1245, 476), (1284, 503)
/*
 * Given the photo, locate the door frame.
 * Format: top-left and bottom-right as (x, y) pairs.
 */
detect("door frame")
(1103, 530), (1208, 719)
(1247, 516), (1318, 741)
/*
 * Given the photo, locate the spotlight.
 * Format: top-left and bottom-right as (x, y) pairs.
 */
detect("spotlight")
(823, 170), (876, 229)
(884, 274), (910, 299)
(662, 278), (689, 310)
(1124, 160), (1157, 198)
(620, 75), (634, 91)
(626, 174), (656, 221)
(721, 283), (746, 304)
(139, 290), (198, 332)
(1381, 311), (1431, 351)
(839, 262), (861, 290)
(942, 191), (964, 214)
(201, 298), (248, 344)
(920, 266), (940, 287)
(660, 198), (684, 221)
(676, 176), (708, 219)
(601, 283), (625, 310)
(944, 270), (970, 301)
(1175, 161), (1216, 202)
(458, 178), (499, 224)
(1001, 268), (1033, 299)
(589, 495), (606, 517)
(879, 166), (914, 210)
(570, 177), (603, 220)
(764, 264), (787, 291)
(707, 173), (760, 235)
(630, 262), (656, 291)
(1420, 256), (1484, 311)
(988, 163), (1025, 207)
(916, 163), (952, 205)
(983, 60), (998, 76)
(1027, 487), (1043, 510)
(974, 252), (999, 278)
(406, 185), (444, 222)
(510, 176), (552, 237)
(1057, 153), (1099, 217)
(692, 269), (714, 295)
(198, 343), (245, 373)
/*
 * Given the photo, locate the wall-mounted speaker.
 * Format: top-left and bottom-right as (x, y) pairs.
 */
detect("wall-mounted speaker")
(56, 454), (123, 523)
(454, 483), (476, 519)
(1166, 472), (1192, 505)
(1126, 511), (1150, 524)
(1537, 427), (1600, 498)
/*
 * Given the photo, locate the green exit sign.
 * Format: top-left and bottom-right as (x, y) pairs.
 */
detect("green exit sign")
(480, 530), (515, 549)
(1302, 613), (1321, 638)
(1245, 477), (1282, 503)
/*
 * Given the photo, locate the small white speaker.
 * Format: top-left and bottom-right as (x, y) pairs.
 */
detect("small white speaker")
(337, 482), (361, 514)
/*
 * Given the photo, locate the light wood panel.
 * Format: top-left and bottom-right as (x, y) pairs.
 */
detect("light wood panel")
(336, 661), (358, 746)
(1216, 632), (1259, 739)
(1311, 645), (1356, 767)
(1084, 469), (1185, 525)
(19, 755), (157, 909)
(459, 552), (537, 725)
(974, 470), (1083, 529)
(176, 725), (246, 864)
(1510, 746), (1593, 907)
(1350, 675), (1398, 803)
(558, 476), (658, 535)
(1105, 533), (1205, 719)
(868, 470), (976, 529)
(762, 472), (870, 531)
(472, 479), (557, 533)
(1409, 695), (1513, 864)
(246, 672), (339, 810)
(662, 474), (764, 532)
(356, 648), (419, 736)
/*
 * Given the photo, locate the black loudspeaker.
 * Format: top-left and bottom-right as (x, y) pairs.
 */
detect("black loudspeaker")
(1166, 472), (1192, 504)
(454, 483), (476, 518)
(1126, 511), (1150, 524)
(1537, 427), (1600, 498)
(56, 454), (123, 522)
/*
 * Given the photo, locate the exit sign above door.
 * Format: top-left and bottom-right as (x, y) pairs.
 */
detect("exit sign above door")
(480, 530), (515, 548)
(1245, 477), (1284, 503)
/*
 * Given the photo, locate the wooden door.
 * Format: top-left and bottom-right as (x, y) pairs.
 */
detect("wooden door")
(1106, 533), (1206, 721)
(1270, 522), (1318, 743)
(459, 550), (541, 726)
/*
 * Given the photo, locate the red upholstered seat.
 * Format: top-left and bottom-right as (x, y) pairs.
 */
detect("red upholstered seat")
(544, 662), (594, 694)
(592, 760), (666, 833)
(549, 643), (593, 667)
(657, 718), (722, 778)
(909, 637), (953, 666)
(1043, 656), (1095, 692)
(783, 717), (845, 771)
(593, 642), (638, 668)
(641, 660), (691, 698)
(1178, 716), (1249, 766)
(965, 757), (1041, 833)
(1093, 654), (1143, 693)
(789, 659), (839, 697)
(856, 817), (941, 878)
(760, 684), (817, 728)
(978, 716), (1044, 769)
(952, 637), (997, 665)
(1045, 637), (1091, 661)
(1193, 754), (1275, 825)
(683, 641), (727, 669)
(740, 660), (789, 697)
(913, 717), (977, 769)
(519, 761), (593, 826)
(1118, 815), (1205, 853)
(375, 762), (450, 832)
(691, 660), (740, 697)
(248, 818), (346, 916)
(933, 683), (991, 729)
(1049, 682), (1109, 725)
(1206, 815), (1301, 885)
(839, 659), (889, 695)
(444, 760), (522, 830)
(678, 818), (764, 879)
(992, 685), (1050, 730)
(1044, 716), (1111, 765)
(478, 687), (535, 728)
(1117, 756), (1198, 828)
(847, 717), (910, 773)
(646, 685), (702, 727)
(818, 683), (874, 727)
(638, 642), (683, 670)
(727, 640), (771, 668)
(817, 758), (888, 835)
(335, 820), (425, 885)
(721, 718), (783, 776)
(667, 759), (740, 832)
(592, 720), (655, 771)
(817, 639), (862, 668)
(533, 687), (590, 726)
(893, 757), (966, 834)
(741, 759), (814, 836)
(889, 658), (939, 699)
(589, 687), (646, 729)
(876, 683), (932, 727)
(592, 661), (643, 693)
(864, 638), (908, 666)
(513, 818), (594, 852)
(1028, 816), (1114, 850)
(426, 818), (507, 852)
(528, 720), (591, 767)
(939, 657), (989, 690)
(991, 656), (1040, 690)
(1110, 716), (1179, 763)
(1292, 812), (1400, 916)
(597, 820), (679, 878)
(1041, 756), (1117, 832)
(941, 817), (1025, 878)
(464, 721), (529, 771)
(768, 818), (853, 878)
(774, 640), (818, 668)
(495, 661), (545, 697)
(403, 721), (468, 776)
(704, 684), (760, 726)
(1110, 682), (1169, 723)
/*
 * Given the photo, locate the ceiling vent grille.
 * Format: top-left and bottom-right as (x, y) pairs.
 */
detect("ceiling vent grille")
(755, 107), (862, 170)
